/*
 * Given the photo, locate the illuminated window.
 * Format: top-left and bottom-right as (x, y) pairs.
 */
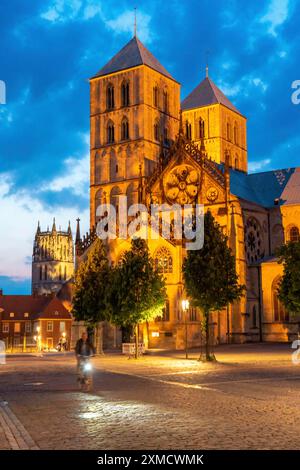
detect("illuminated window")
(154, 247), (173, 274)
(25, 322), (31, 333)
(47, 321), (53, 332)
(9, 312), (14, 318)
(2, 323), (9, 333)
(14, 322), (20, 333)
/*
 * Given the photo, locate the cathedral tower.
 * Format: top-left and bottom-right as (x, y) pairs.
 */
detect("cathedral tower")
(32, 220), (74, 295)
(89, 35), (181, 227)
(182, 75), (247, 172)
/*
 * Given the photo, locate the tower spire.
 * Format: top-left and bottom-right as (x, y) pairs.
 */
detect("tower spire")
(205, 49), (210, 78)
(75, 218), (81, 244)
(134, 7), (137, 37)
(52, 217), (56, 234)
(36, 220), (41, 235)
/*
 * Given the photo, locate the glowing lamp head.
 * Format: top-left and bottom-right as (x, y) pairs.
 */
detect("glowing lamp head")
(84, 363), (92, 372)
(182, 299), (190, 311)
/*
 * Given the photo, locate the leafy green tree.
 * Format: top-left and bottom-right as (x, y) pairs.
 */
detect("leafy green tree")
(72, 238), (111, 352)
(109, 238), (166, 357)
(277, 241), (300, 315)
(183, 211), (245, 361)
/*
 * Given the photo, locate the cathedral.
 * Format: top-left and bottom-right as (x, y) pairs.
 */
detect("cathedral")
(73, 34), (300, 349)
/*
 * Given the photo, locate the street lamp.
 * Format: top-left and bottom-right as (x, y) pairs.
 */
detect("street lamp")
(182, 299), (190, 359)
(36, 326), (41, 352)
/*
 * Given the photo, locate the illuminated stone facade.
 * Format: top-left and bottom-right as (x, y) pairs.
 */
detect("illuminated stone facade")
(78, 35), (300, 348)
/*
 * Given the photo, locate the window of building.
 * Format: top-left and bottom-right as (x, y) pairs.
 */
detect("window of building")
(164, 127), (169, 145)
(154, 121), (159, 141)
(64, 266), (67, 281)
(14, 322), (20, 333)
(199, 119), (205, 139)
(59, 265), (62, 281)
(185, 121), (192, 140)
(234, 157), (238, 170)
(163, 90), (168, 112)
(25, 322), (31, 333)
(272, 278), (289, 322)
(47, 321), (53, 332)
(106, 84), (115, 110)
(154, 247), (173, 274)
(2, 323), (9, 333)
(153, 86), (158, 107)
(107, 121), (115, 144)
(189, 307), (197, 321)
(39, 265), (43, 281)
(289, 226), (300, 243)
(45, 265), (48, 281)
(59, 321), (66, 333)
(121, 118), (129, 140)
(121, 81), (130, 107)
(10, 312), (14, 318)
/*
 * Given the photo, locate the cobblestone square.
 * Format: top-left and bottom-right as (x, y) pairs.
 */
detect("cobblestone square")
(0, 343), (299, 450)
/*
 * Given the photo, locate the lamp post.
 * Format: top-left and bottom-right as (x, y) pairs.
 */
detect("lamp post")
(182, 299), (190, 359)
(36, 325), (41, 352)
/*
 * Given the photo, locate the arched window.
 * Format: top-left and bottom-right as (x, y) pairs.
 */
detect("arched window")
(109, 149), (118, 180)
(59, 265), (62, 281)
(44, 265), (48, 281)
(227, 122), (232, 141)
(234, 123), (238, 144)
(64, 266), (67, 281)
(185, 121), (192, 140)
(154, 121), (160, 141)
(272, 278), (289, 321)
(39, 266), (43, 281)
(106, 84), (115, 110)
(126, 182), (137, 207)
(121, 81), (130, 107)
(154, 247), (173, 274)
(110, 186), (121, 212)
(289, 226), (300, 243)
(153, 86), (158, 107)
(121, 118), (129, 140)
(199, 118), (205, 139)
(95, 151), (101, 184)
(252, 305), (257, 328)
(107, 121), (115, 144)
(234, 156), (238, 170)
(163, 90), (168, 112)
(95, 189), (103, 223)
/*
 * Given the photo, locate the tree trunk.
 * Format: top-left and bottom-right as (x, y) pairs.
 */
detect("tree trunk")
(135, 324), (139, 359)
(205, 310), (210, 361)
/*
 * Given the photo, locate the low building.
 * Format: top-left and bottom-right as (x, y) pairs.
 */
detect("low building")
(0, 293), (72, 351)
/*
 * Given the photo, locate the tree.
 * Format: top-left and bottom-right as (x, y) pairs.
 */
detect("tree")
(277, 241), (300, 315)
(109, 238), (166, 358)
(183, 211), (245, 361)
(72, 238), (111, 353)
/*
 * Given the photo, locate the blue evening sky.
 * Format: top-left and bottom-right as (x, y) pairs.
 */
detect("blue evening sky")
(0, 0), (299, 293)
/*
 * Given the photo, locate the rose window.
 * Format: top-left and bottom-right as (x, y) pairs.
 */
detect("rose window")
(164, 164), (199, 205)
(244, 217), (265, 263)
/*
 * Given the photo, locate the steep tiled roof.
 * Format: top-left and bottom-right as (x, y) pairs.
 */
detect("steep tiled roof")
(230, 167), (300, 207)
(181, 77), (241, 114)
(0, 295), (71, 321)
(91, 36), (176, 81)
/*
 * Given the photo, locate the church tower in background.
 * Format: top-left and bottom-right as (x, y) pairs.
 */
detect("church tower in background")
(32, 220), (74, 295)
(89, 34), (181, 228)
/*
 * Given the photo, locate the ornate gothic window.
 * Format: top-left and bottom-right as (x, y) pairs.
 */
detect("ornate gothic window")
(153, 86), (158, 107)
(121, 81), (130, 107)
(234, 123), (238, 144)
(227, 122), (232, 141)
(95, 151), (101, 184)
(272, 278), (289, 322)
(110, 186), (121, 211)
(106, 84), (115, 110)
(244, 217), (265, 263)
(289, 226), (300, 243)
(154, 247), (173, 274)
(107, 121), (115, 144)
(185, 121), (192, 140)
(121, 118), (129, 140)
(199, 119), (205, 139)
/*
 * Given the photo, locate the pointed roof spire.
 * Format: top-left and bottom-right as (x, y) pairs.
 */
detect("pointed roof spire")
(51, 217), (56, 234)
(75, 218), (81, 244)
(91, 36), (177, 82)
(36, 220), (41, 235)
(134, 7), (137, 37)
(205, 49), (210, 78)
(67, 220), (72, 236)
